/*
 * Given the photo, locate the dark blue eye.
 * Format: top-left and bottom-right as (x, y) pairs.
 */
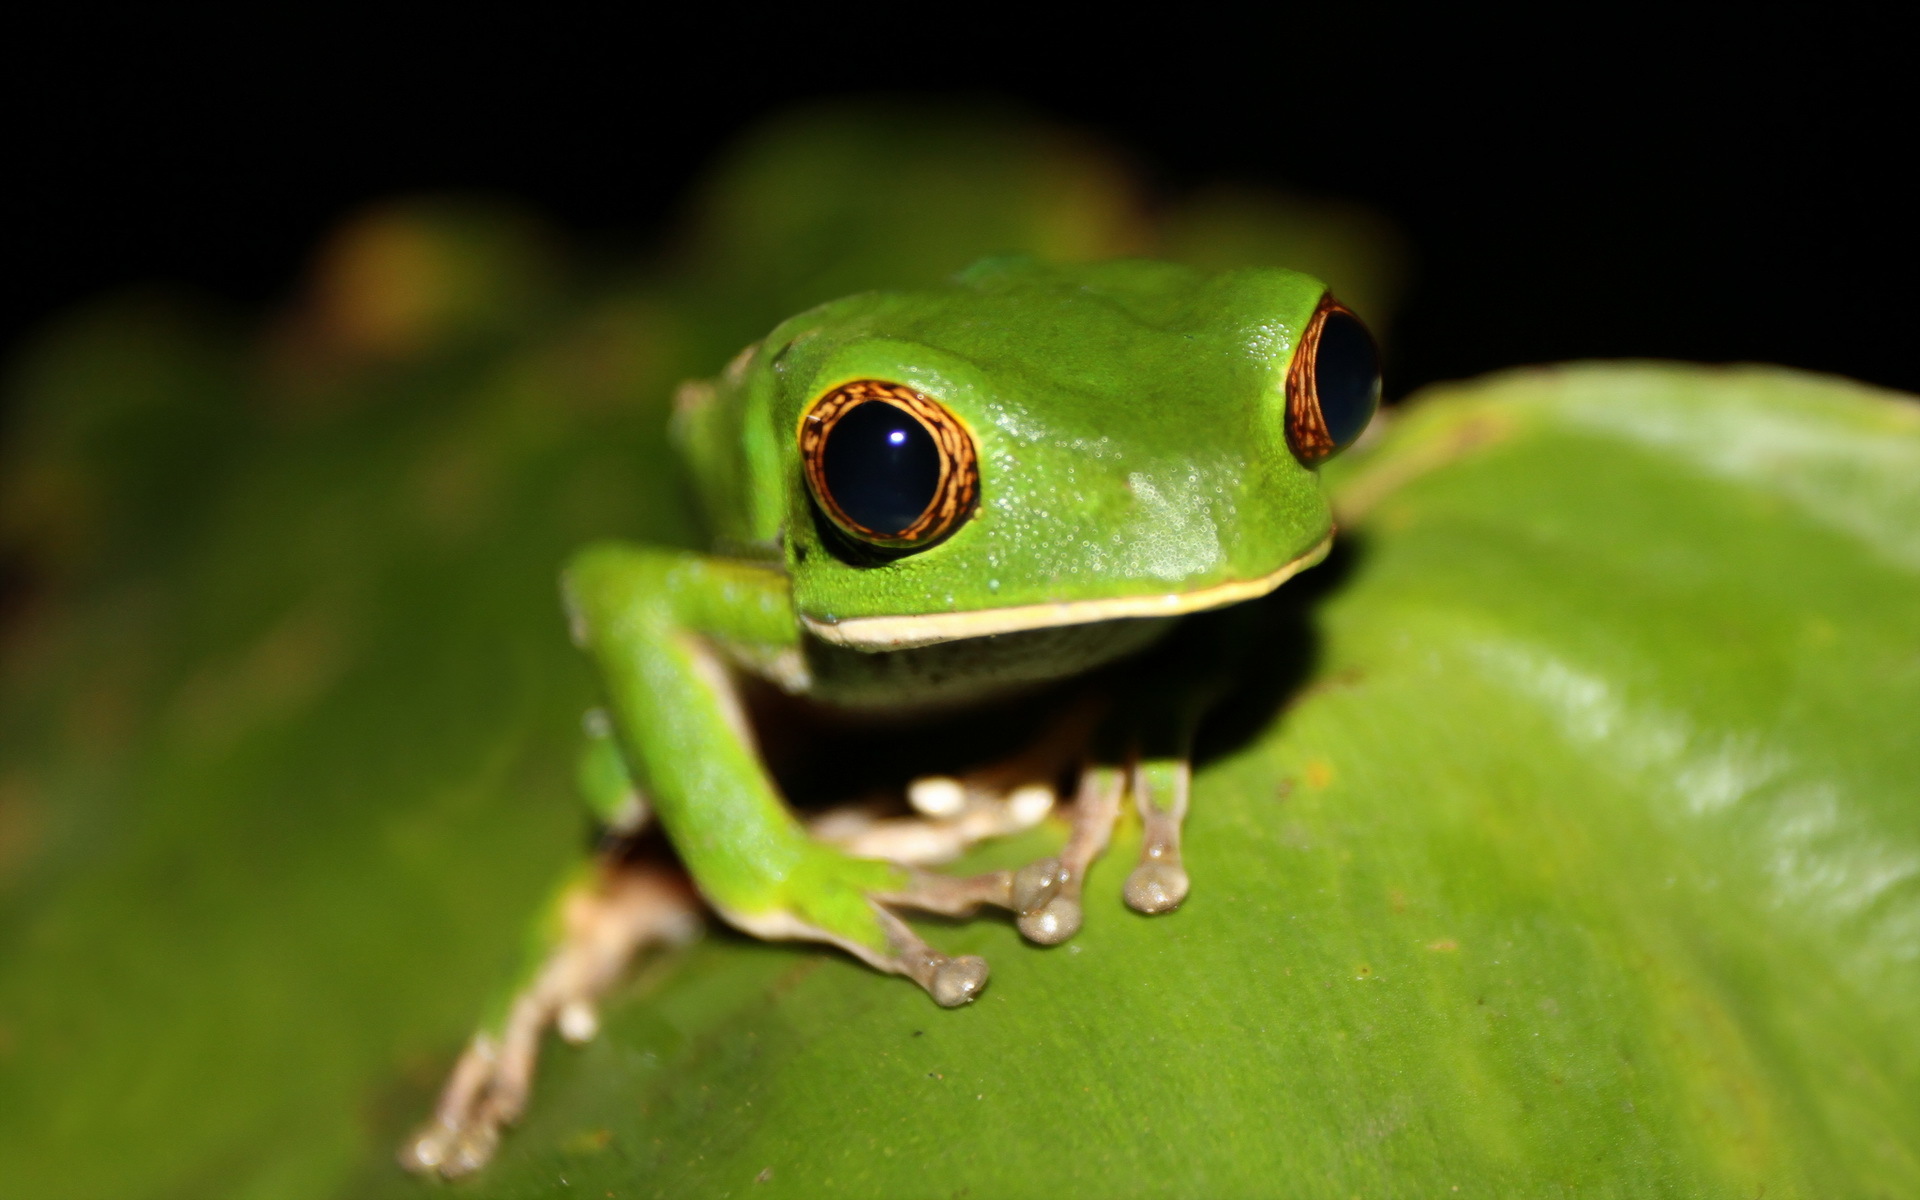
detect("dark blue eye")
(1285, 297), (1380, 464)
(1315, 308), (1380, 449)
(801, 381), (980, 551)
(821, 400), (942, 536)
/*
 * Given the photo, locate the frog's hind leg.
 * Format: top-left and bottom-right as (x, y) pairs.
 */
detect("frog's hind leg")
(398, 860), (702, 1179)
(1111, 672), (1213, 918)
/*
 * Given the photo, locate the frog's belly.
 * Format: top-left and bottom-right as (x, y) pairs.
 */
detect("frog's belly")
(798, 615), (1178, 713)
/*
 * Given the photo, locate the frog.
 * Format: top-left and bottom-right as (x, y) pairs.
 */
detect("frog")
(398, 254), (1380, 1177)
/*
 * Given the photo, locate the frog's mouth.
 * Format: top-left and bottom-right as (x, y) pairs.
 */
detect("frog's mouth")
(800, 530), (1334, 652)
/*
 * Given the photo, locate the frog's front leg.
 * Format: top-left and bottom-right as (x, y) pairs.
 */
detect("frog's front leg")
(1011, 637), (1233, 941)
(1111, 635), (1235, 917)
(1124, 756), (1191, 913)
(563, 543), (991, 1007)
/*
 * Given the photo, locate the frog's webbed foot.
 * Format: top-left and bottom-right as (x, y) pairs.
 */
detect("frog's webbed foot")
(398, 864), (702, 1179)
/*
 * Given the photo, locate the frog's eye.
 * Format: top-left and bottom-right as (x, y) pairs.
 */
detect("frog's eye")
(1285, 295), (1381, 465)
(800, 380), (979, 552)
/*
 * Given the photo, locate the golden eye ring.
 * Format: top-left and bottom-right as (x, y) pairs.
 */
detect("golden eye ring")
(799, 380), (980, 550)
(1284, 293), (1382, 466)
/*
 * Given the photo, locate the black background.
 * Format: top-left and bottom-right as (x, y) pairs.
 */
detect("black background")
(7, 9), (1915, 404)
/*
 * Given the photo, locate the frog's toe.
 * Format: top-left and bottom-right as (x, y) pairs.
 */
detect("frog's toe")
(1010, 856), (1067, 912)
(1124, 757), (1192, 915)
(1123, 860), (1190, 914)
(443, 1123), (503, 1179)
(1017, 895), (1083, 945)
(878, 854), (1072, 941)
(896, 943), (991, 1007)
(1011, 764), (1126, 945)
(398, 1108), (504, 1179)
(397, 1120), (457, 1175)
(397, 1028), (507, 1176)
(556, 999), (599, 1044)
(862, 903), (992, 1006)
(906, 774), (968, 817)
(928, 954), (991, 1006)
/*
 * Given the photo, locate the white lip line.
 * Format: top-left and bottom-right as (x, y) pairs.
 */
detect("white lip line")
(801, 531), (1335, 651)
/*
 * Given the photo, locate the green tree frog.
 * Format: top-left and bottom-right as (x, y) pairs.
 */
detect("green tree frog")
(400, 255), (1379, 1176)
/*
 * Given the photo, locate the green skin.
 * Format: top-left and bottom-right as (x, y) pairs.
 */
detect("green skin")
(566, 256), (1335, 968)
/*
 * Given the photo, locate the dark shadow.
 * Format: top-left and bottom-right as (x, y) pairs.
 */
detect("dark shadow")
(734, 533), (1367, 817)
(0, 546), (34, 645)
(748, 670), (1087, 814)
(1192, 532), (1364, 768)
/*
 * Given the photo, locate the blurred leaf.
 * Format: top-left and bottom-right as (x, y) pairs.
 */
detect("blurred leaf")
(673, 101), (1151, 338)
(0, 294), (248, 582)
(1158, 184), (1407, 332)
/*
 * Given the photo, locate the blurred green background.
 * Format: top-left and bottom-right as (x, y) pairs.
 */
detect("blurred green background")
(3, 101), (1918, 1198)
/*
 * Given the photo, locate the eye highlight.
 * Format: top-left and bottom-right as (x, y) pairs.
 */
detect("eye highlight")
(1285, 294), (1381, 465)
(800, 380), (979, 551)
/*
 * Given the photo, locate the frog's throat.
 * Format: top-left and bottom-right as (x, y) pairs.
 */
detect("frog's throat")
(802, 531), (1335, 652)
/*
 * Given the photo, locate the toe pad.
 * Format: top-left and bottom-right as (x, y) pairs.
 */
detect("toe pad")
(929, 955), (990, 1006)
(1124, 862), (1189, 914)
(1017, 896), (1083, 945)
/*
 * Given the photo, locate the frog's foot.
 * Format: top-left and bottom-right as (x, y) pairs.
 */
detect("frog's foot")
(839, 755), (1176, 951)
(397, 865), (702, 1179)
(848, 762), (1124, 950)
(1123, 757), (1191, 914)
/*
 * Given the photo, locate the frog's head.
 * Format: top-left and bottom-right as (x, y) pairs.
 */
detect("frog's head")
(727, 257), (1377, 649)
